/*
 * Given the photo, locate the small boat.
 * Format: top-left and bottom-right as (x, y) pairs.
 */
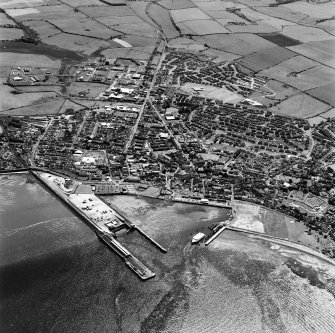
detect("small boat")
(192, 232), (206, 244)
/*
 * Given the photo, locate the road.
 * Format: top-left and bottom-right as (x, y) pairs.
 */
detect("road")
(125, 33), (167, 152)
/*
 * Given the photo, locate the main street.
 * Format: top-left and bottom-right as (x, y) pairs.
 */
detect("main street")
(125, 33), (167, 152)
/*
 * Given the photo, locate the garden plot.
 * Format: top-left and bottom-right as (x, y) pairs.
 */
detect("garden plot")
(269, 93), (330, 118)
(159, 0), (195, 10)
(195, 33), (277, 56)
(147, 3), (180, 39)
(237, 47), (297, 72)
(182, 19), (229, 35)
(171, 7), (210, 22)
(308, 83), (335, 107)
(282, 26), (334, 43)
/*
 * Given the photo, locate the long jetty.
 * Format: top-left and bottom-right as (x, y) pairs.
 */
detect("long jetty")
(135, 226), (167, 253)
(30, 171), (156, 281)
(205, 225), (226, 246)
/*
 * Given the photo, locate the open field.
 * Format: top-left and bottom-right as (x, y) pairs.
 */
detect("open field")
(231, 201), (264, 233)
(202, 48), (241, 62)
(249, 79), (299, 106)
(168, 37), (206, 52)
(102, 46), (154, 60)
(59, 99), (86, 114)
(0, 28), (24, 40)
(0, 52), (61, 68)
(237, 46), (296, 72)
(0, 81), (58, 111)
(269, 93), (330, 119)
(182, 19), (229, 35)
(0, 97), (65, 116)
(69, 82), (106, 99)
(147, 3), (180, 39)
(195, 34), (277, 56)
(180, 83), (243, 103)
(16, 85), (63, 95)
(42, 34), (112, 55)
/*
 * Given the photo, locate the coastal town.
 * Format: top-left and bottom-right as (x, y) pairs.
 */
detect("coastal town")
(1, 45), (335, 262)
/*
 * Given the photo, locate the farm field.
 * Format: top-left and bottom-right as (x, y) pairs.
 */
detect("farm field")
(171, 7), (210, 22)
(180, 83), (243, 103)
(182, 19), (229, 35)
(195, 34), (277, 56)
(159, 0), (195, 10)
(308, 83), (335, 107)
(237, 46), (296, 72)
(269, 93), (330, 119)
(147, 3), (180, 39)
(288, 43), (335, 63)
